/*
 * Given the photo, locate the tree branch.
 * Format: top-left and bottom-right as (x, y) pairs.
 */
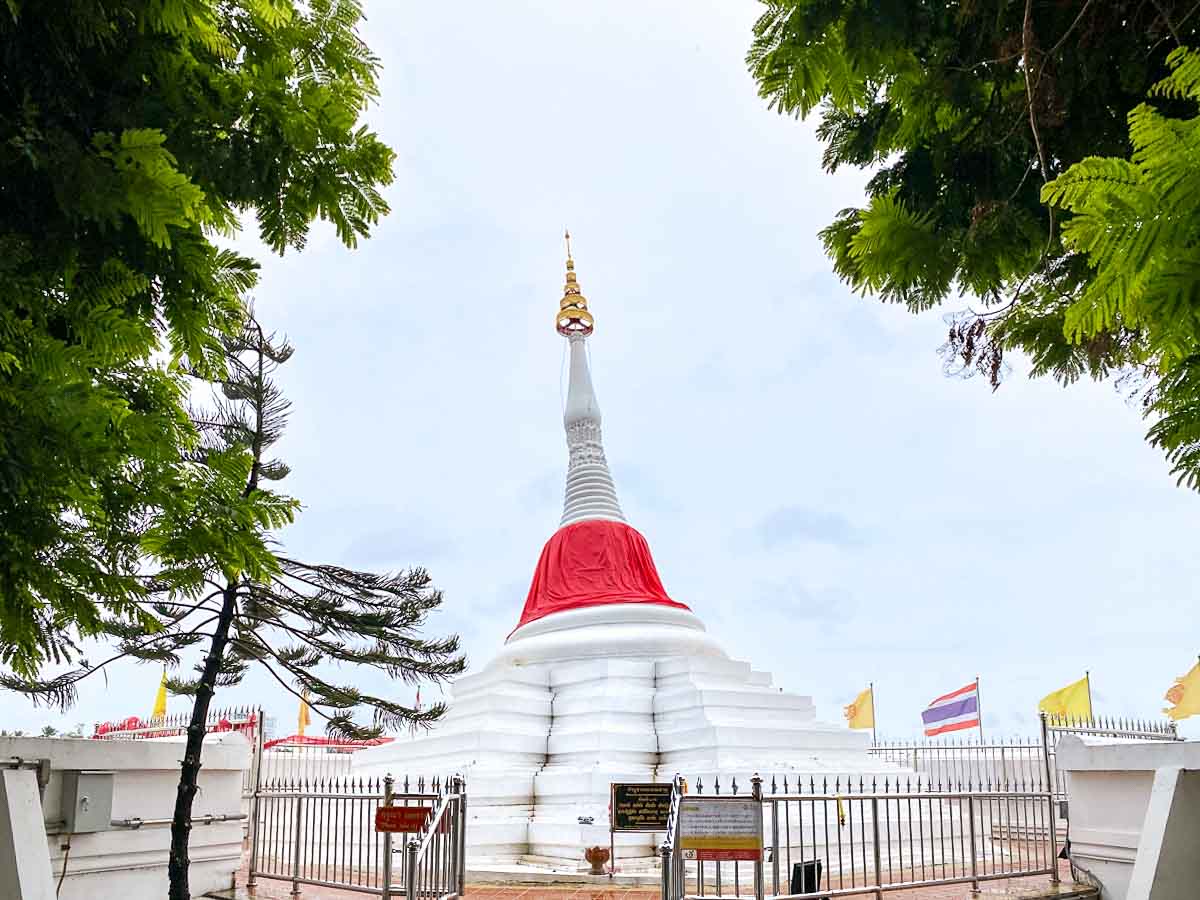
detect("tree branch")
(228, 637), (333, 724)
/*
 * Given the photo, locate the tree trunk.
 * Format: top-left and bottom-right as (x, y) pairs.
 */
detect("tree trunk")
(167, 583), (239, 900)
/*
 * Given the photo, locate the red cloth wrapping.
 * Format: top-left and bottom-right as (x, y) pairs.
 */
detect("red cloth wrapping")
(512, 519), (689, 633)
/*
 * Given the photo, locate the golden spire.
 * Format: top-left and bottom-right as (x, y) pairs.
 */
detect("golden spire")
(556, 229), (594, 336)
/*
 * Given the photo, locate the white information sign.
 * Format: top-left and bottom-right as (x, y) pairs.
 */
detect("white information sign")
(678, 797), (762, 861)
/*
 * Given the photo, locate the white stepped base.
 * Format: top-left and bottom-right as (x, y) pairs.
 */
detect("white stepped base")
(354, 608), (900, 866)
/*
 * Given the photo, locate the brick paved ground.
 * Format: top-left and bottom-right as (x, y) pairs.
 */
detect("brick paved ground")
(214, 860), (1088, 900)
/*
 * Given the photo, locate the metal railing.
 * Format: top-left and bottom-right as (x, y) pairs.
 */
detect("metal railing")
(1044, 715), (1179, 810)
(663, 773), (1057, 900)
(91, 704), (259, 741)
(247, 773), (464, 898)
(868, 737), (1047, 793)
(870, 713), (1180, 812)
(403, 778), (467, 900)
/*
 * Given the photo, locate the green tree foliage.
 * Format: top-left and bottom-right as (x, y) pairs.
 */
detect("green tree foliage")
(0, 0), (395, 676)
(20, 316), (465, 900)
(748, 1), (1200, 485)
(160, 319), (462, 900)
(1041, 48), (1200, 488)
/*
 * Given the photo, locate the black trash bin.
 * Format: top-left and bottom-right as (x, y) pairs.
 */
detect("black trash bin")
(789, 859), (824, 897)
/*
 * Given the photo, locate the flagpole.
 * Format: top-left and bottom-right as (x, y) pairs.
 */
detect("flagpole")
(975, 675), (984, 741)
(870, 681), (877, 745)
(1085, 670), (1093, 721)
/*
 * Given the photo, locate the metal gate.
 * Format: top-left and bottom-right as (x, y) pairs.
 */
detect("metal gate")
(247, 768), (466, 898)
(869, 713), (1180, 818)
(662, 773), (1058, 900)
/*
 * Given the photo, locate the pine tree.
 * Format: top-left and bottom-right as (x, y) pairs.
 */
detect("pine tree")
(10, 314), (466, 900)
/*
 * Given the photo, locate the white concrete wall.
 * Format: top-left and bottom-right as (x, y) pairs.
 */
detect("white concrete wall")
(1057, 735), (1200, 900)
(1126, 767), (1200, 900)
(0, 733), (250, 900)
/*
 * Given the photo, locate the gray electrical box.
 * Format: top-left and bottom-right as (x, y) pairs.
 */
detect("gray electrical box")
(60, 770), (114, 833)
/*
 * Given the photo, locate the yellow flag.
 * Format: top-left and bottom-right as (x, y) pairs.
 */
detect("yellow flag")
(1038, 675), (1092, 720)
(298, 690), (311, 736)
(843, 687), (874, 730)
(151, 669), (168, 720)
(1163, 661), (1200, 722)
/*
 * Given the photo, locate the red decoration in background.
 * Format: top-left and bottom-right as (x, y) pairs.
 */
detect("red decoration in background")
(263, 735), (394, 751)
(512, 519), (689, 633)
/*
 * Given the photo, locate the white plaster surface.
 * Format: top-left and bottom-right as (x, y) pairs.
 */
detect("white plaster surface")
(1125, 767), (1200, 900)
(353, 624), (891, 865)
(0, 733), (249, 900)
(354, 322), (899, 867)
(0, 768), (56, 900)
(560, 332), (624, 527)
(1056, 735), (1200, 900)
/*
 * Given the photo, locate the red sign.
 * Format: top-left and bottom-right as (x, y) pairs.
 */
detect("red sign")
(375, 805), (432, 833)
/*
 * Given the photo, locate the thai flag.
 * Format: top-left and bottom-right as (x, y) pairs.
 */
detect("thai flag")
(921, 681), (981, 736)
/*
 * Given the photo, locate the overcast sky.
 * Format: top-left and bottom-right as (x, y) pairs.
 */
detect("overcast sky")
(10, 0), (1197, 740)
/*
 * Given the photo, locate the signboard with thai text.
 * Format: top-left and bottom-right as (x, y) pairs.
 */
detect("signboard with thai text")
(678, 797), (762, 861)
(610, 783), (673, 833)
(375, 804), (435, 833)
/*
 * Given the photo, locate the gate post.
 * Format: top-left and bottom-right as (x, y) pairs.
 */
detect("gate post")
(967, 795), (979, 895)
(290, 794), (303, 898)
(381, 774), (395, 900)
(871, 796), (883, 900)
(453, 774), (467, 896)
(770, 795), (780, 895)
(247, 706), (265, 888)
(406, 838), (419, 900)
(752, 775), (765, 900)
(660, 843), (670, 900)
(1039, 714), (1060, 884)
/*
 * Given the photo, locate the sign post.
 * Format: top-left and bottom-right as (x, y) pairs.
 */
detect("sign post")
(610, 783), (674, 879)
(380, 774), (394, 900)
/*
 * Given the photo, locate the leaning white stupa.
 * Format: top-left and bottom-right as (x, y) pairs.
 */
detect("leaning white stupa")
(355, 240), (891, 866)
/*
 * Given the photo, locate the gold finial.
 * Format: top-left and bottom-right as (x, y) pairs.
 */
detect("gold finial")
(556, 229), (593, 336)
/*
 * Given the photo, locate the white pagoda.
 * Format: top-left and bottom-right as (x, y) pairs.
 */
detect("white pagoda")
(355, 239), (888, 866)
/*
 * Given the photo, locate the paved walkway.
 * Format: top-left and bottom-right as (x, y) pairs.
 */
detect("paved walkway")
(213, 861), (1091, 900)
